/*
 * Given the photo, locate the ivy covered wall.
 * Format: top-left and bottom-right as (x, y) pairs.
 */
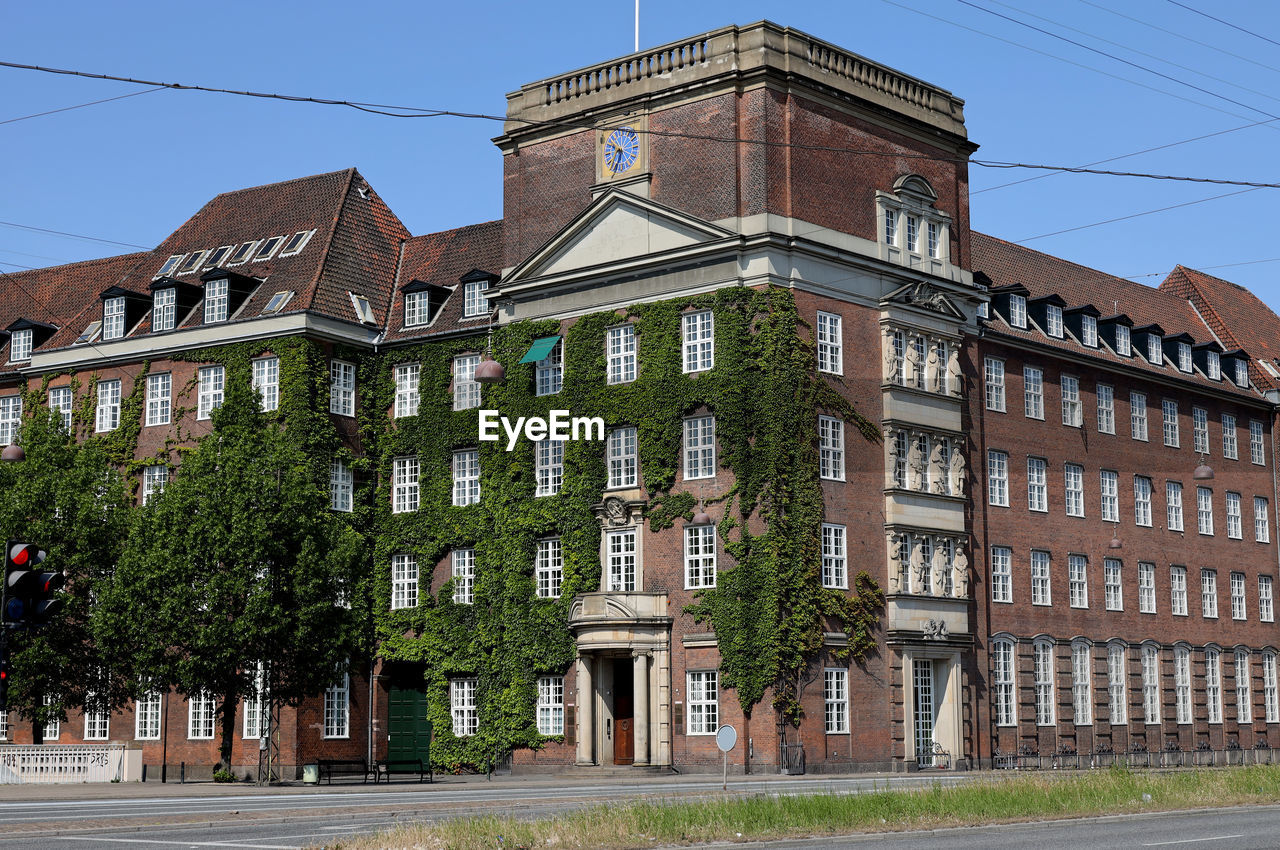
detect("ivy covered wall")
(362, 286), (883, 772)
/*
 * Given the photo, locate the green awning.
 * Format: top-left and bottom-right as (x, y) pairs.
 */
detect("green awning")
(519, 335), (561, 364)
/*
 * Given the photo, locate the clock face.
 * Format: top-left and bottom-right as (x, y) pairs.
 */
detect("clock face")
(603, 127), (639, 175)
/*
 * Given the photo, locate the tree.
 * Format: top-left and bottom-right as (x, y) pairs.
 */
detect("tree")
(93, 375), (366, 769)
(0, 402), (132, 731)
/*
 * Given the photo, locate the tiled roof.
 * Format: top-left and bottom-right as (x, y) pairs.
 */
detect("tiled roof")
(383, 220), (505, 344)
(0, 252), (148, 374)
(1160, 265), (1280, 392)
(971, 232), (1261, 402)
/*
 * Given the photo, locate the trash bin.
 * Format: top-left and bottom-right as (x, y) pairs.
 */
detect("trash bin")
(302, 763), (319, 785)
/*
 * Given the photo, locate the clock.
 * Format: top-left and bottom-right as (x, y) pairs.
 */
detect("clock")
(602, 127), (639, 175)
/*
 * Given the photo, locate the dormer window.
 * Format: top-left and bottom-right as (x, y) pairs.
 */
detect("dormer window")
(405, 291), (431, 327)
(1147, 334), (1163, 365)
(1178, 342), (1193, 373)
(978, 301), (989, 319)
(9, 329), (31, 362)
(1115, 325), (1131, 356)
(279, 229), (315, 256)
(349, 292), (376, 325)
(1082, 315), (1098, 347)
(102, 296), (126, 341)
(205, 279), (229, 324)
(1009, 295), (1027, 328)
(156, 254), (184, 277)
(464, 279), (488, 318)
(1046, 304), (1063, 338)
(1207, 350), (1221, 380)
(152, 288), (176, 332)
(1236, 360), (1249, 387)
(228, 241), (258, 265)
(254, 236), (285, 261)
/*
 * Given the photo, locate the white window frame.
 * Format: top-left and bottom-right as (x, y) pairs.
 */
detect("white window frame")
(687, 671), (719, 735)
(1046, 304), (1063, 338)
(152, 288), (176, 333)
(1031, 549), (1051, 606)
(451, 678), (479, 736)
(1027, 457), (1047, 512)
(1147, 333), (1163, 365)
(1096, 384), (1114, 434)
(1197, 486), (1214, 535)
(391, 553), (418, 609)
(1256, 497), (1271, 543)
(1175, 645), (1192, 723)
(682, 310), (715, 373)
(404, 290), (431, 327)
(684, 416), (716, 480)
(1261, 575), (1275, 623)
(1226, 491), (1243, 539)
(1082, 314), (1098, 347)
(818, 416), (844, 481)
(451, 549), (475, 605)
(1266, 651), (1279, 723)
(1223, 413), (1238, 459)
(607, 426), (638, 489)
(1104, 558), (1123, 611)
(323, 673), (350, 739)
(1064, 463), (1084, 517)
(9, 328), (32, 361)
(330, 459), (353, 512)
(392, 456), (419, 514)
(1107, 644), (1126, 725)
(1115, 324), (1131, 356)
(187, 692), (216, 740)
(198, 365), (225, 421)
(1138, 562), (1156, 613)
(48, 387), (72, 432)
(816, 312), (842, 375)
(1202, 569), (1218, 619)
(101, 296), (126, 341)
(329, 360), (355, 417)
(606, 529), (637, 592)
(821, 523), (847, 590)
(1100, 470), (1119, 523)
(142, 464), (168, 506)
(1167, 481), (1184, 532)
(463, 279), (489, 318)
(1206, 648), (1222, 724)
(1069, 554), (1088, 608)
(1035, 641), (1055, 727)
(535, 439), (564, 497)
(536, 538), (563, 599)
(135, 690), (162, 741)
(1162, 399), (1179, 448)
(1231, 571), (1246, 620)
(993, 639), (1015, 726)
(991, 546), (1012, 603)
(1178, 342), (1193, 372)
(84, 703), (109, 741)
(1193, 406), (1209, 454)
(394, 363), (420, 419)
(607, 324), (637, 385)
(1130, 392), (1147, 441)
(96, 379), (121, 433)
(824, 669), (849, 734)
(204, 279), (229, 324)
(452, 354), (480, 411)
(537, 676), (565, 735)
(1072, 642), (1092, 725)
(1060, 375), (1081, 427)
(1134, 475), (1152, 527)
(1237, 359), (1250, 387)
(252, 356), (280, 412)
(988, 450), (1009, 507)
(536, 341), (562, 397)
(145, 373), (170, 427)
(1024, 366), (1044, 419)
(1251, 420), (1266, 465)
(685, 525), (717, 590)
(1142, 644), (1160, 724)
(452, 449), (480, 506)
(1171, 566), (1188, 616)
(984, 357), (1006, 412)
(0, 396), (21, 447)
(1207, 350), (1221, 379)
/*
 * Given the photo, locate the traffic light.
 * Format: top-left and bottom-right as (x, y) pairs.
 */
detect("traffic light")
(3, 542), (62, 628)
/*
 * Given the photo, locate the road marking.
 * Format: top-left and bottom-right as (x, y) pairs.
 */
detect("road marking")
(1142, 836), (1247, 846)
(56, 837), (299, 849)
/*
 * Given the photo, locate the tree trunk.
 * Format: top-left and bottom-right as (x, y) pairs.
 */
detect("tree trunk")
(218, 691), (237, 772)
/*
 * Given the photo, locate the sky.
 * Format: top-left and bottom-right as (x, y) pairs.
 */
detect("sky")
(5, 1), (1280, 311)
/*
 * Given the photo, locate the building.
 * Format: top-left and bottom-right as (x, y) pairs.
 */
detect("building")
(0, 21), (1276, 777)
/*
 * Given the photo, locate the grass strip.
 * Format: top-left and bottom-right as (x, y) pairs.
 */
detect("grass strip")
(321, 765), (1280, 849)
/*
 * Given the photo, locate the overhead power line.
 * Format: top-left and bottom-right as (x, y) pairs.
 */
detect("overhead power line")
(3, 59), (1280, 190)
(1166, 0), (1280, 51)
(1016, 187), (1260, 243)
(0, 220), (149, 249)
(0, 87), (164, 126)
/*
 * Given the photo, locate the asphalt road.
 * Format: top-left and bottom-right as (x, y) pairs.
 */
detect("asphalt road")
(0, 775), (1274, 849)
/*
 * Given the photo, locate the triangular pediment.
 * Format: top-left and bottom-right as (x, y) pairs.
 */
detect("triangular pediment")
(884, 280), (966, 319)
(506, 189), (735, 282)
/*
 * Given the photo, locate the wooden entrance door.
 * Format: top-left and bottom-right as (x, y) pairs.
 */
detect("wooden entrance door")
(612, 658), (634, 765)
(388, 684), (432, 765)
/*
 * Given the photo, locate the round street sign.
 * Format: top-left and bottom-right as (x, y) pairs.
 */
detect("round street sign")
(715, 724), (737, 753)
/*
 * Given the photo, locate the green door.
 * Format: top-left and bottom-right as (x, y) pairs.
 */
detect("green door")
(388, 685), (431, 764)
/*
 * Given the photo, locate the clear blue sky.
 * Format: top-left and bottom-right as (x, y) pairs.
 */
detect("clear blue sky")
(6, 1), (1280, 310)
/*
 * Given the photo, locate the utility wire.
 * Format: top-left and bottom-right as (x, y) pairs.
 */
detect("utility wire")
(1076, 0), (1280, 78)
(956, 0), (1280, 122)
(3, 59), (1280, 189)
(0, 220), (149, 249)
(0, 87), (164, 126)
(1016, 187), (1260, 242)
(1166, 0), (1280, 51)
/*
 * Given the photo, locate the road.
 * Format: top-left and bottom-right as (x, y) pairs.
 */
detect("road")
(0, 774), (1272, 849)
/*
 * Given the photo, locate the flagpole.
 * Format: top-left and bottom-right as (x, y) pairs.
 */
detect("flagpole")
(635, 0), (639, 52)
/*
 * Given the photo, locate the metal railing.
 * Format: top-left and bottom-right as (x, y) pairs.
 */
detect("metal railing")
(994, 741), (1280, 771)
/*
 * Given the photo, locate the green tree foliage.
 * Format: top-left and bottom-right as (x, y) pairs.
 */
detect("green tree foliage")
(92, 374), (365, 767)
(0, 405), (132, 728)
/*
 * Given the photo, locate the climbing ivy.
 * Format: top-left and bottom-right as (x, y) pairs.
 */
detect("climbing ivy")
(365, 286), (883, 771)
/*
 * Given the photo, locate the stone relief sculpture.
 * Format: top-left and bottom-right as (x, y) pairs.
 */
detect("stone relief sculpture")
(926, 341), (942, 393)
(883, 332), (900, 382)
(949, 446), (967, 495)
(953, 545), (970, 599)
(911, 541), (929, 591)
(907, 436), (925, 491)
(947, 350), (964, 396)
(929, 439), (948, 495)
(886, 532), (902, 593)
(904, 337), (922, 387)
(931, 540), (949, 596)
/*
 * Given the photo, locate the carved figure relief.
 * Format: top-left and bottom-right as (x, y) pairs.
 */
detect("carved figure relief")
(949, 447), (967, 495)
(953, 546), (970, 599)
(929, 440), (948, 495)
(907, 436), (925, 491)
(886, 532), (902, 593)
(922, 619), (949, 640)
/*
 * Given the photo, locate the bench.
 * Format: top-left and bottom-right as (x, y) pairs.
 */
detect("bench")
(374, 758), (431, 783)
(316, 758), (371, 784)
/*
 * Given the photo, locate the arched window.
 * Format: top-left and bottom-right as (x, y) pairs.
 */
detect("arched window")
(991, 638), (1015, 726)
(1034, 639), (1055, 726)
(1071, 640), (1093, 725)
(876, 175), (951, 272)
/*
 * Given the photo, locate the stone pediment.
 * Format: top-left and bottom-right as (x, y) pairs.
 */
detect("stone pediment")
(884, 280), (966, 319)
(505, 190), (735, 283)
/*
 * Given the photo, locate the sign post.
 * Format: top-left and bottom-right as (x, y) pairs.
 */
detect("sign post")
(715, 724), (737, 792)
